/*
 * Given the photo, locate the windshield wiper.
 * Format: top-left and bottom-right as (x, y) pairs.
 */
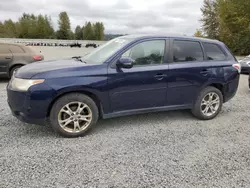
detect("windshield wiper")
(72, 56), (86, 63)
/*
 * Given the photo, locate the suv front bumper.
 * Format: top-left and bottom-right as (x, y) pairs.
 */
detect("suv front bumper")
(7, 83), (56, 126)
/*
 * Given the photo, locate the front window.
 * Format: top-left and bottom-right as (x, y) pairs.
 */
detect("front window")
(82, 37), (134, 64)
(122, 40), (165, 66)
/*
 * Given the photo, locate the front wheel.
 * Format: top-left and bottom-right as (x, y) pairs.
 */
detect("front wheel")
(192, 86), (223, 120)
(49, 93), (99, 137)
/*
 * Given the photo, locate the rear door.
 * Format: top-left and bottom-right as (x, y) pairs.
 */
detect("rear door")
(167, 39), (212, 106)
(0, 44), (13, 74)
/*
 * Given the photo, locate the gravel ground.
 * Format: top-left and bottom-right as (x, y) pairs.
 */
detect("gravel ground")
(0, 47), (250, 187)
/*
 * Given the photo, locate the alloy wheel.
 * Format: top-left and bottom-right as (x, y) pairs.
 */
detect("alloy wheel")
(58, 102), (92, 133)
(200, 92), (220, 117)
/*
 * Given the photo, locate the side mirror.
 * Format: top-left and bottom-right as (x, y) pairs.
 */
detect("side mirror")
(116, 57), (134, 69)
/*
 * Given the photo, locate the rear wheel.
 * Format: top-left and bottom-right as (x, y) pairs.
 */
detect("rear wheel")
(9, 65), (23, 78)
(192, 86), (223, 120)
(49, 93), (99, 137)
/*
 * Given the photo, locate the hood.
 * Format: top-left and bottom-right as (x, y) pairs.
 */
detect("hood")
(15, 58), (92, 79)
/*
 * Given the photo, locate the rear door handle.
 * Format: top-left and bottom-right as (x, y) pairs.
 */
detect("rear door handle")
(5, 57), (11, 60)
(200, 70), (210, 76)
(154, 73), (167, 80)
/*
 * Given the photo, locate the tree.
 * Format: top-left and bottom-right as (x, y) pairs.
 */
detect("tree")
(0, 12), (106, 41)
(83, 22), (93, 40)
(217, 0), (250, 55)
(75, 25), (83, 40)
(194, 29), (204, 37)
(200, 0), (219, 39)
(44, 15), (55, 39)
(0, 22), (5, 37)
(93, 22), (104, 40)
(57, 11), (71, 39)
(3, 19), (17, 38)
(36, 14), (46, 38)
(81, 26), (85, 39)
(18, 13), (30, 38)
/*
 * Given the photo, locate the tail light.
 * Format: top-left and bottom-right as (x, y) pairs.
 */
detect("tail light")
(33, 55), (43, 61)
(232, 63), (241, 73)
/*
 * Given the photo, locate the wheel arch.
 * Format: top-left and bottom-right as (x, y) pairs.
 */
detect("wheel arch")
(8, 63), (26, 77)
(195, 82), (225, 104)
(46, 89), (103, 118)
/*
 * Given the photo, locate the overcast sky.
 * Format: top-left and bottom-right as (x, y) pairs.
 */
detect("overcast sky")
(0, 0), (203, 35)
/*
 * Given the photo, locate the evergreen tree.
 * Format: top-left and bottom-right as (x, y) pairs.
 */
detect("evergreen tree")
(44, 15), (55, 39)
(0, 22), (5, 37)
(57, 11), (71, 39)
(217, 0), (250, 55)
(83, 22), (93, 40)
(75, 25), (83, 40)
(3, 19), (17, 38)
(200, 0), (219, 39)
(36, 14), (46, 38)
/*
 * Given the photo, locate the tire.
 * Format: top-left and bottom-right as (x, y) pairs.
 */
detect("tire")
(9, 65), (23, 78)
(192, 86), (223, 120)
(49, 93), (99, 138)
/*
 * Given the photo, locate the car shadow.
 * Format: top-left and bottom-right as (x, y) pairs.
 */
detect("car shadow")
(90, 109), (194, 135)
(16, 109), (194, 138)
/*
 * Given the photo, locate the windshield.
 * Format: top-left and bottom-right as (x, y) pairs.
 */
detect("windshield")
(82, 37), (134, 64)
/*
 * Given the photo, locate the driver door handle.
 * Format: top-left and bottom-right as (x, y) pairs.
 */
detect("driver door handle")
(154, 73), (167, 80)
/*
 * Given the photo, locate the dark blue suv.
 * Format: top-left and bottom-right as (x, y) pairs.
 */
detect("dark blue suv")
(7, 35), (241, 137)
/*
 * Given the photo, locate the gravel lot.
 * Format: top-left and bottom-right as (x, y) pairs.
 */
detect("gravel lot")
(0, 47), (250, 187)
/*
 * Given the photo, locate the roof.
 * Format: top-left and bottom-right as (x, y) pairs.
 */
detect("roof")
(119, 34), (220, 43)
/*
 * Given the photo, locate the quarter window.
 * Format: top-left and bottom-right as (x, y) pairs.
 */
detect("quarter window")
(203, 43), (226, 60)
(173, 40), (204, 62)
(122, 40), (165, 66)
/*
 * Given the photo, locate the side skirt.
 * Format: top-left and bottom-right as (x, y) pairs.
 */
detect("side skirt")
(102, 104), (192, 119)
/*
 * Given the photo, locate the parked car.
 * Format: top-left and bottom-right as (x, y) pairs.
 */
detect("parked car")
(239, 55), (250, 75)
(0, 42), (44, 78)
(7, 35), (240, 137)
(85, 43), (98, 48)
(70, 43), (82, 48)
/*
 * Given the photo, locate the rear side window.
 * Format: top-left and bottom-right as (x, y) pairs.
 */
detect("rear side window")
(0, 44), (11, 54)
(9, 45), (25, 53)
(173, 40), (204, 62)
(203, 43), (226, 61)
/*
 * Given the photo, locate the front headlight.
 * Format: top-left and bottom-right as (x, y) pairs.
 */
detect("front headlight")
(10, 78), (45, 91)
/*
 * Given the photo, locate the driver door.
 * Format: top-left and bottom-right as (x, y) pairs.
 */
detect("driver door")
(108, 39), (169, 112)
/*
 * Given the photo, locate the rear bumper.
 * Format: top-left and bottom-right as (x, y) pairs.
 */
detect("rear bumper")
(223, 74), (240, 103)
